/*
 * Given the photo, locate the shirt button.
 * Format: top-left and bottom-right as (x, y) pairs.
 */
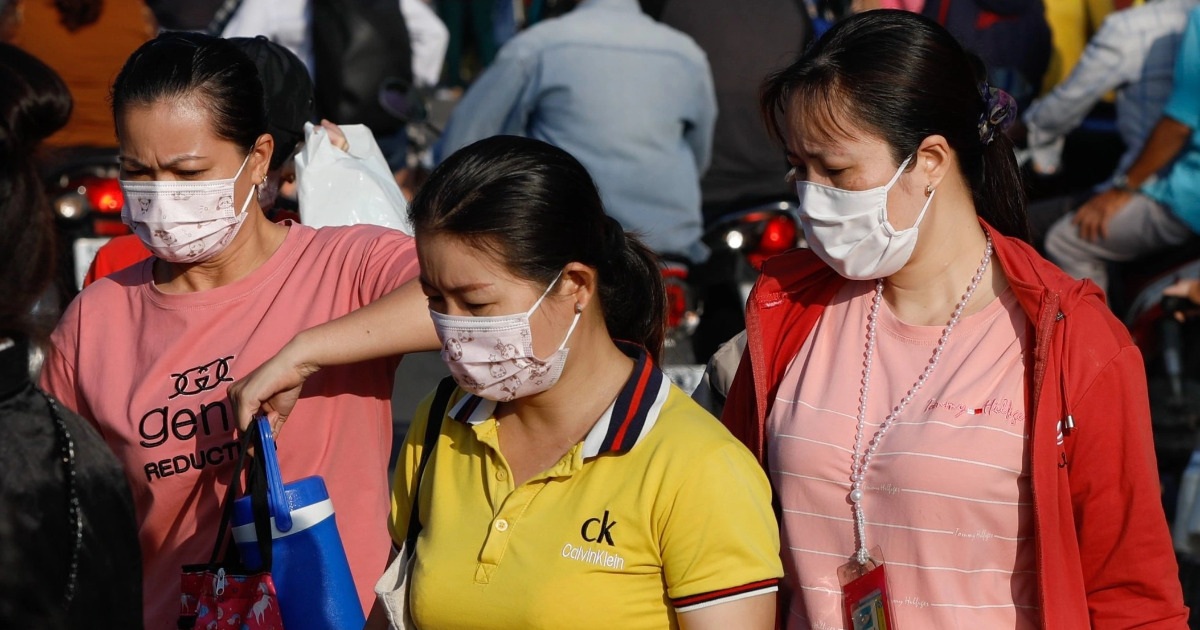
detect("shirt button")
(494, 519), (509, 532)
(495, 469), (508, 481)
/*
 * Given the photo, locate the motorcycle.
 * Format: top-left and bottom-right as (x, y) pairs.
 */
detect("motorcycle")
(661, 198), (801, 391)
(692, 198), (800, 360)
(43, 148), (127, 302)
(702, 199), (801, 305)
(1122, 257), (1200, 508)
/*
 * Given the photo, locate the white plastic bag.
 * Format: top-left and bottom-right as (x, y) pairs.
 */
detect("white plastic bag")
(296, 121), (413, 234)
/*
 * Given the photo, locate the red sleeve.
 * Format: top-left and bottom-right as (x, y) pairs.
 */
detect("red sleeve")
(83, 235), (151, 288)
(1069, 346), (1188, 627)
(721, 349), (764, 465)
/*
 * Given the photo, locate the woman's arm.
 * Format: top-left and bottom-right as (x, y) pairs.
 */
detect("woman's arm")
(1066, 344), (1188, 625)
(228, 278), (439, 432)
(659, 440), (783, 629)
(678, 593), (776, 630)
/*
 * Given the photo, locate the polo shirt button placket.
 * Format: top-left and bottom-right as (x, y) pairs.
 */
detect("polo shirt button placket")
(494, 518), (509, 532)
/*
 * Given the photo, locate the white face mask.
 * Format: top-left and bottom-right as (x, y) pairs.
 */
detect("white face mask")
(120, 155), (256, 263)
(795, 156), (933, 280)
(430, 273), (582, 402)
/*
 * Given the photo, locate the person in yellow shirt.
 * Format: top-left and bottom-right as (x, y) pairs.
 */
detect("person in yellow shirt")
(230, 134), (783, 629)
(386, 135), (782, 629)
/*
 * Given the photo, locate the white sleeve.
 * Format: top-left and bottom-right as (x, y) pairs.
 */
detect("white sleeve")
(399, 0), (450, 88)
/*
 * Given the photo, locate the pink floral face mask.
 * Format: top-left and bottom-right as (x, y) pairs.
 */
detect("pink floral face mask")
(119, 154), (255, 263)
(430, 272), (581, 402)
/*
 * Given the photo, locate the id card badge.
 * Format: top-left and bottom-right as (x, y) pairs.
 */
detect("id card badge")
(838, 547), (897, 630)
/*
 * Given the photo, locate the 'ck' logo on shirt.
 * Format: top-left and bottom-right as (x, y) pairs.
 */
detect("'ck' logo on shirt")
(581, 510), (617, 546)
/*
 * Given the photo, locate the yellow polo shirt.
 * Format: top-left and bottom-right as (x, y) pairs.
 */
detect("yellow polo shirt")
(389, 345), (782, 629)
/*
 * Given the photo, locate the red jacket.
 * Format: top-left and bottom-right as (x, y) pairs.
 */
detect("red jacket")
(723, 222), (1189, 628)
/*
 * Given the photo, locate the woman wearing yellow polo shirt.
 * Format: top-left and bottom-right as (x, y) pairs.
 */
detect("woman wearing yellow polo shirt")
(385, 135), (782, 629)
(231, 134), (782, 628)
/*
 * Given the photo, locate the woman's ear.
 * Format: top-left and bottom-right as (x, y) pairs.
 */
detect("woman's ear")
(252, 132), (275, 182)
(916, 134), (952, 192)
(558, 262), (598, 312)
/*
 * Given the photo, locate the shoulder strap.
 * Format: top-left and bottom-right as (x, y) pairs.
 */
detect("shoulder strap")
(403, 376), (459, 550)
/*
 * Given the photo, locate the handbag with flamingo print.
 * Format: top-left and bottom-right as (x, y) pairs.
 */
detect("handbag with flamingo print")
(179, 420), (284, 629)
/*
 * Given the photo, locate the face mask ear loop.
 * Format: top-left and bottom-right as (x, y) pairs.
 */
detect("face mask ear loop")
(230, 152), (257, 220)
(555, 310), (583, 354)
(907, 188), (935, 232)
(882, 155), (914, 192)
(530, 307), (582, 362)
(236, 183), (258, 220)
(527, 270), (566, 316)
(880, 155), (916, 227)
(232, 152), (252, 180)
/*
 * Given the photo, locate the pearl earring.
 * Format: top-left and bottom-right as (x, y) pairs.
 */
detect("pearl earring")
(575, 303), (583, 314)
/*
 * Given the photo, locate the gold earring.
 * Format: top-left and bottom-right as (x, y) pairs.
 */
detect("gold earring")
(925, 184), (934, 196)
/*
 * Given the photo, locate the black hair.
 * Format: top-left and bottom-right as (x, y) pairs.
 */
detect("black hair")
(761, 9), (1031, 241)
(0, 43), (71, 339)
(409, 136), (669, 360)
(112, 31), (267, 155)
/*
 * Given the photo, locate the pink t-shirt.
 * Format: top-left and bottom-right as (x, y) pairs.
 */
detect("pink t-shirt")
(767, 280), (1037, 630)
(41, 223), (419, 630)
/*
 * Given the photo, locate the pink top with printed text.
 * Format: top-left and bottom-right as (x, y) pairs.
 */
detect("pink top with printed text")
(41, 223), (419, 630)
(767, 280), (1037, 630)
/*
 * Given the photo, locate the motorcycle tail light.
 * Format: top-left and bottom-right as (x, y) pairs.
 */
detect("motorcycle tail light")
(82, 177), (124, 213)
(758, 215), (797, 255)
(665, 282), (687, 329)
(660, 264), (689, 330)
(747, 215), (798, 270)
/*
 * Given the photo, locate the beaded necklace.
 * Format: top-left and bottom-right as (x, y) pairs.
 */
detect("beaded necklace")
(847, 234), (993, 565)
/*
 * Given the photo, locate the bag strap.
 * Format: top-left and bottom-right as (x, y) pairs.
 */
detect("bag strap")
(403, 376), (458, 550)
(206, 423), (257, 565)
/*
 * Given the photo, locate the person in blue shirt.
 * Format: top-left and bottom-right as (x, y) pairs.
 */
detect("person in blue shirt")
(1044, 4), (1200, 295)
(434, 0), (717, 266)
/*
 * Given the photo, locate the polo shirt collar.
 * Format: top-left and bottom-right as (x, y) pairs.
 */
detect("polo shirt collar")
(448, 342), (670, 458)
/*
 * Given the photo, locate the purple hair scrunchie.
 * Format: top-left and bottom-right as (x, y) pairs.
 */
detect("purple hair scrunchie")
(977, 82), (1017, 146)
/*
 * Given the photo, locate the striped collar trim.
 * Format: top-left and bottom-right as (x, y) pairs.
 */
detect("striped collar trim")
(448, 342), (670, 457)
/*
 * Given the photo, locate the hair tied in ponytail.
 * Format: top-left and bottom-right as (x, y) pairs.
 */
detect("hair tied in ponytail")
(603, 215), (628, 254)
(977, 82), (1017, 146)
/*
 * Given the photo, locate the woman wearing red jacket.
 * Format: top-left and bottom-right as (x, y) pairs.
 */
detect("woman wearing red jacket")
(722, 9), (1188, 629)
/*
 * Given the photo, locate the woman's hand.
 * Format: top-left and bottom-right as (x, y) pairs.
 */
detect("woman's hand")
(321, 119), (350, 152)
(228, 338), (321, 436)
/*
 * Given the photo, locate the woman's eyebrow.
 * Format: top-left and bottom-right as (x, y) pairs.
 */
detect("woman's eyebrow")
(419, 277), (494, 294)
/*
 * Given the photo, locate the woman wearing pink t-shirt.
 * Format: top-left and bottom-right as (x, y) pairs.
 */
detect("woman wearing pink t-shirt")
(39, 32), (436, 630)
(719, 10), (1187, 629)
